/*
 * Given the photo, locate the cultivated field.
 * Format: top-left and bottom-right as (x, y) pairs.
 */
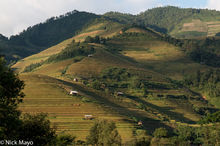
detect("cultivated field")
(16, 26), (214, 143)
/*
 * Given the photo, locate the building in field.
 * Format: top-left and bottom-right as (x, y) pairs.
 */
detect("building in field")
(70, 90), (78, 95)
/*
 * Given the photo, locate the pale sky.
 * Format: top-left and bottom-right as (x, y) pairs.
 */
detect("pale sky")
(0, 0), (218, 37)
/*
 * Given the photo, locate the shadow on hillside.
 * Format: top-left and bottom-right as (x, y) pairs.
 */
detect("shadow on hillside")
(127, 95), (196, 124)
(57, 78), (173, 134)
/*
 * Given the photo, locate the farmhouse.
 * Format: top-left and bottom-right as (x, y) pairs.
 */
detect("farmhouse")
(88, 54), (93, 57)
(117, 92), (124, 96)
(73, 78), (78, 82)
(138, 121), (143, 126)
(84, 115), (93, 120)
(70, 90), (79, 95)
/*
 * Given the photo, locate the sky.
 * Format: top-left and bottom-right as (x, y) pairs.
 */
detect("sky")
(0, 0), (219, 37)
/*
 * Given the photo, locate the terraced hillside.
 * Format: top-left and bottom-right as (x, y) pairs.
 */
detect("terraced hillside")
(105, 6), (220, 39)
(18, 74), (135, 142)
(14, 25), (218, 143)
(173, 19), (220, 38)
(13, 19), (123, 73)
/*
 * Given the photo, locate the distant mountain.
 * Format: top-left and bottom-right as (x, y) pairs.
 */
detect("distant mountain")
(105, 6), (220, 38)
(2, 6), (220, 64)
(9, 10), (99, 48)
(0, 34), (8, 41)
(0, 10), (99, 63)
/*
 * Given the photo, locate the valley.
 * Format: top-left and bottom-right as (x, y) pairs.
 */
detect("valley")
(1, 6), (220, 145)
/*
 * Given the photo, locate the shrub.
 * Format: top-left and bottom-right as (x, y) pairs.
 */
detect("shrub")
(86, 119), (121, 146)
(153, 128), (168, 138)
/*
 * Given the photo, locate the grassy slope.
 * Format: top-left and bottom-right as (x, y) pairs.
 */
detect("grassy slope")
(13, 19), (123, 73)
(16, 26), (215, 143)
(19, 74), (134, 142)
(105, 6), (220, 38)
(172, 19), (220, 38)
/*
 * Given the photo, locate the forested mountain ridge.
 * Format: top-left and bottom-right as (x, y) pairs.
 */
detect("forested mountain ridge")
(9, 10), (99, 48)
(105, 6), (220, 38)
(1, 6), (220, 65)
(0, 10), (99, 63)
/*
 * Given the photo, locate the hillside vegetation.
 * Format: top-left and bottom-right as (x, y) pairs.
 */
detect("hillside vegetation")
(105, 6), (220, 38)
(3, 6), (220, 63)
(0, 10), (99, 63)
(13, 24), (219, 144)
(2, 7), (219, 144)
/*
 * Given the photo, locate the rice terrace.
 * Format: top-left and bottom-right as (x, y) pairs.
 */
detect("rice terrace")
(0, 2), (220, 146)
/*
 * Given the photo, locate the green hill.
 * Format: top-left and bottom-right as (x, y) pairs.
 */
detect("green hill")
(3, 6), (220, 63)
(13, 24), (219, 143)
(1, 11), (99, 63)
(1, 7), (219, 144)
(105, 6), (220, 38)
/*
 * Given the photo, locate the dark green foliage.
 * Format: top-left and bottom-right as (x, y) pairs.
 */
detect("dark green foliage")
(105, 6), (220, 34)
(88, 67), (182, 99)
(0, 58), (24, 106)
(150, 125), (220, 145)
(10, 11), (99, 48)
(23, 62), (43, 73)
(112, 31), (157, 42)
(137, 6), (220, 33)
(216, 32), (220, 36)
(46, 40), (95, 63)
(104, 12), (135, 24)
(101, 67), (131, 81)
(84, 35), (106, 44)
(199, 111), (220, 124)
(0, 104), (22, 140)
(1, 11), (99, 63)
(153, 128), (168, 138)
(199, 125), (220, 145)
(174, 126), (200, 145)
(88, 67), (143, 94)
(173, 125), (220, 145)
(0, 58), (74, 145)
(0, 40), (40, 64)
(174, 31), (207, 38)
(0, 34), (8, 41)
(176, 37), (220, 67)
(19, 113), (57, 146)
(184, 69), (220, 98)
(128, 130), (151, 146)
(55, 135), (76, 146)
(0, 58), (23, 139)
(86, 119), (121, 146)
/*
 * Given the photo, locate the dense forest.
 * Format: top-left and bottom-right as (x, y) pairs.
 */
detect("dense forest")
(0, 10), (99, 63)
(105, 6), (220, 34)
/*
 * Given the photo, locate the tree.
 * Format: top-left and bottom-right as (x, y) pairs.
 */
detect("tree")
(153, 127), (168, 138)
(0, 57), (70, 145)
(0, 57), (24, 106)
(19, 113), (57, 146)
(56, 134), (76, 146)
(0, 57), (24, 139)
(0, 103), (22, 140)
(86, 119), (121, 146)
